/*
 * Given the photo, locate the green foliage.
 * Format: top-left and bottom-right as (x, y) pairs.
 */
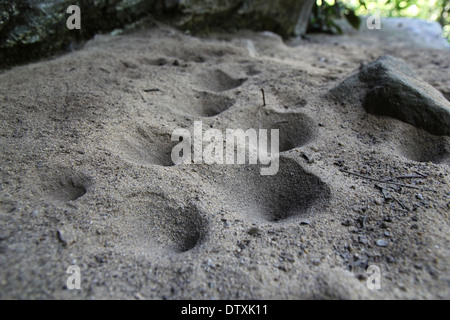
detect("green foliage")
(308, 0), (361, 34)
(309, 0), (450, 41)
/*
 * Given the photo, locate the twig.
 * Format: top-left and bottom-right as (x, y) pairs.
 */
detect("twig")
(384, 175), (425, 181)
(143, 88), (161, 92)
(340, 169), (437, 192)
(333, 245), (348, 260)
(414, 170), (428, 178)
(261, 88), (266, 107)
(393, 196), (410, 211)
(138, 90), (146, 103)
(120, 60), (130, 68)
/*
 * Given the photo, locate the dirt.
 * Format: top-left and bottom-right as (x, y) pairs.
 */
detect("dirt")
(0, 19), (449, 299)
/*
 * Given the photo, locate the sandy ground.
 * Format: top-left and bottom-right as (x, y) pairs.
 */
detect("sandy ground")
(0, 18), (449, 299)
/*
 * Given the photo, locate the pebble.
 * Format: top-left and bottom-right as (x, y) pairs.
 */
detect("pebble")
(57, 228), (76, 247)
(358, 236), (368, 245)
(247, 227), (262, 236)
(312, 259), (321, 266)
(342, 219), (352, 227)
(375, 239), (388, 247)
(301, 152), (314, 164)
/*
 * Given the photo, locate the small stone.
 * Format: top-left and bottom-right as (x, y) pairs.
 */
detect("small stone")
(356, 273), (367, 281)
(380, 188), (393, 201)
(221, 219), (229, 228)
(301, 152), (314, 164)
(387, 256), (396, 263)
(57, 227), (76, 247)
(300, 219), (311, 225)
(374, 198), (383, 205)
(156, 58), (167, 66)
(277, 265), (288, 272)
(334, 159), (345, 167)
(206, 259), (214, 268)
(358, 236), (368, 245)
(375, 239), (388, 247)
(135, 293), (145, 300)
(311, 259), (321, 266)
(280, 252), (295, 263)
(247, 227), (262, 236)
(342, 219), (352, 227)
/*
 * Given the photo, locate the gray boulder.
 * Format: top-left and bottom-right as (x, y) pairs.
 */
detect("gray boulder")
(176, 0), (315, 37)
(330, 55), (450, 136)
(0, 0), (158, 69)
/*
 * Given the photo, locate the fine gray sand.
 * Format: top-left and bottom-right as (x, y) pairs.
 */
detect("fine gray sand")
(0, 19), (449, 299)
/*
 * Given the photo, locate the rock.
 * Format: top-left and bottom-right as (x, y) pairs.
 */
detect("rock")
(330, 55), (450, 136)
(374, 198), (383, 206)
(375, 239), (388, 247)
(301, 152), (314, 164)
(0, 0), (158, 69)
(57, 226), (77, 247)
(342, 219), (352, 227)
(0, 0), (315, 70)
(387, 256), (396, 263)
(358, 235), (368, 245)
(177, 0), (315, 38)
(247, 227), (262, 236)
(299, 219), (311, 225)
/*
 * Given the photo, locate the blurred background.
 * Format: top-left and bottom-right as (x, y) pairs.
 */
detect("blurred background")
(311, 0), (449, 41)
(1, 0), (449, 70)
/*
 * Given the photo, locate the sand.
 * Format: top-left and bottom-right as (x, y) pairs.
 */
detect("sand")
(0, 18), (449, 299)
